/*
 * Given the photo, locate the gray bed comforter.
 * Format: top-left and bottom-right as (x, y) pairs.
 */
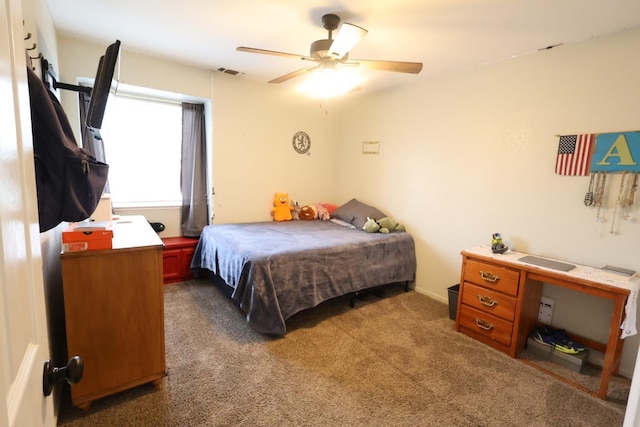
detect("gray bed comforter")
(190, 220), (416, 335)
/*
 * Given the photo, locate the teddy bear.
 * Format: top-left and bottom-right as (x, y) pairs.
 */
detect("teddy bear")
(272, 192), (293, 221)
(290, 200), (301, 220)
(299, 205), (318, 220)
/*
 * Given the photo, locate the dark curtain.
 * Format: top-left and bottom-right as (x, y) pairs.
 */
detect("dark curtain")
(79, 91), (110, 193)
(180, 102), (209, 237)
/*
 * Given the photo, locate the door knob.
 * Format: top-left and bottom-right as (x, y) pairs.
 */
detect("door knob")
(43, 355), (84, 397)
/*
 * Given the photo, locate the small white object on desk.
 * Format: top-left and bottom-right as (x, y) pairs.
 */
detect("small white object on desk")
(91, 194), (113, 222)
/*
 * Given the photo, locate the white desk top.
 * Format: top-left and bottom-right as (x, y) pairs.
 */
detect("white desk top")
(111, 215), (163, 250)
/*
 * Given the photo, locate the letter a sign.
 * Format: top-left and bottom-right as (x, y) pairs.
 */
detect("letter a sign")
(592, 132), (640, 172)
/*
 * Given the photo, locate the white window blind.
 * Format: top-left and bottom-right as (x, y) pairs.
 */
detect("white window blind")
(100, 94), (182, 207)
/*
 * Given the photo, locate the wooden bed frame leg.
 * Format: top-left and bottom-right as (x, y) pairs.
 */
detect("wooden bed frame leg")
(350, 292), (357, 308)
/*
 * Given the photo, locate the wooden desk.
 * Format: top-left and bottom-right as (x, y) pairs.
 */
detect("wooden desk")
(61, 216), (166, 408)
(456, 246), (638, 399)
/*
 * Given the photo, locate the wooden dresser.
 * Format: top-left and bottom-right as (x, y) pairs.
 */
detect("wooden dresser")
(456, 253), (540, 357)
(61, 216), (166, 408)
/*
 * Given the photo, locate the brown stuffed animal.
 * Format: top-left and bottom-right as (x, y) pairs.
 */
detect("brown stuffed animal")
(299, 205), (317, 220)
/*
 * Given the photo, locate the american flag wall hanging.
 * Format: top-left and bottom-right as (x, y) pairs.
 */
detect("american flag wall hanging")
(555, 131), (640, 176)
(555, 134), (595, 176)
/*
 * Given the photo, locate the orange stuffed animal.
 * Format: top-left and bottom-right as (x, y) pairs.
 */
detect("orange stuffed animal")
(272, 192), (293, 221)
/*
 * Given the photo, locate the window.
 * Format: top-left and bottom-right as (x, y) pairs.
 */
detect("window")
(100, 93), (182, 207)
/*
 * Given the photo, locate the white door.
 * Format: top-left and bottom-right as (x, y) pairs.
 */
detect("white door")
(0, 0), (55, 425)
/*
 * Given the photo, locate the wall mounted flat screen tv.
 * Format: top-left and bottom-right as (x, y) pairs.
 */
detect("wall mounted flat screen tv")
(86, 39), (121, 130)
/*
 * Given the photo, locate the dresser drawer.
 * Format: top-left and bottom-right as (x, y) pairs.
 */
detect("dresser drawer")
(458, 305), (513, 347)
(463, 259), (520, 296)
(461, 282), (516, 321)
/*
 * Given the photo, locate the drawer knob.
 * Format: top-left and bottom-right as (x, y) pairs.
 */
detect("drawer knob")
(479, 270), (500, 283)
(477, 295), (498, 307)
(474, 318), (494, 331)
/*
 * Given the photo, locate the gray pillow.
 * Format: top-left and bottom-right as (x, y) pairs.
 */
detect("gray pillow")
(332, 199), (387, 230)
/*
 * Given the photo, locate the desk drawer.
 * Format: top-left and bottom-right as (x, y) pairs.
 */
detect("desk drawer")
(464, 259), (520, 296)
(461, 282), (516, 321)
(459, 305), (513, 347)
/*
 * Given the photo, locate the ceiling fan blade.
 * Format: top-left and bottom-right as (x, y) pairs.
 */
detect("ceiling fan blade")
(348, 59), (423, 74)
(237, 46), (312, 61)
(269, 66), (319, 84)
(329, 23), (368, 59)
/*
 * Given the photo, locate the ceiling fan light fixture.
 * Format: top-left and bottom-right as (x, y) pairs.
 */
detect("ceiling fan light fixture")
(299, 66), (360, 98)
(329, 23), (368, 59)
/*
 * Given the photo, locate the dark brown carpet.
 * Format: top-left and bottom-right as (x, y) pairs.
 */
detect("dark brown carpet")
(58, 279), (629, 426)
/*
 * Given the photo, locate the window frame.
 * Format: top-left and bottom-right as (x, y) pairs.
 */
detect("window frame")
(78, 80), (212, 211)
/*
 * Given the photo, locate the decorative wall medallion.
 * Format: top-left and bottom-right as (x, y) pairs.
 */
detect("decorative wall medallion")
(292, 131), (311, 154)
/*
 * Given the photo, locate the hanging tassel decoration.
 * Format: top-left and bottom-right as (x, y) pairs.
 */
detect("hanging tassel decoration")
(610, 172), (627, 234)
(584, 172), (595, 206)
(594, 172), (607, 222)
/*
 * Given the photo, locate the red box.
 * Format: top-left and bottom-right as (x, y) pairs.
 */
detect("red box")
(62, 222), (114, 252)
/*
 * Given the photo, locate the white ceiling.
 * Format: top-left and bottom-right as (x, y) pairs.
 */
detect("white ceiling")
(46, 0), (640, 97)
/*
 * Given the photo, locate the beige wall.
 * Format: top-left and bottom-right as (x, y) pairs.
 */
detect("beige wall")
(333, 27), (640, 376)
(210, 73), (341, 224)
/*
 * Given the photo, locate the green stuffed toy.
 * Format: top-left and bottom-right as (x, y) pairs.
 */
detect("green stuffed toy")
(362, 217), (381, 233)
(376, 216), (406, 234)
(363, 216), (406, 234)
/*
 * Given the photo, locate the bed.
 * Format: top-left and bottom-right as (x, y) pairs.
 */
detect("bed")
(190, 219), (416, 336)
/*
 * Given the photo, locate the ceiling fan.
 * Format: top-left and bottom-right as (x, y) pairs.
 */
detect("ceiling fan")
(237, 13), (423, 84)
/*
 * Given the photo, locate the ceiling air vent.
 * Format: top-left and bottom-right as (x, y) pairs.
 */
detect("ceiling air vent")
(217, 67), (241, 75)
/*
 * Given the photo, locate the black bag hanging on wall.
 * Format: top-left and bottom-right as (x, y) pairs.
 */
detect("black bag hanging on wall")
(26, 67), (109, 232)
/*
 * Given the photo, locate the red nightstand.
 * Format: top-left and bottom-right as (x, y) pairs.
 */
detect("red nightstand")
(162, 237), (199, 284)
